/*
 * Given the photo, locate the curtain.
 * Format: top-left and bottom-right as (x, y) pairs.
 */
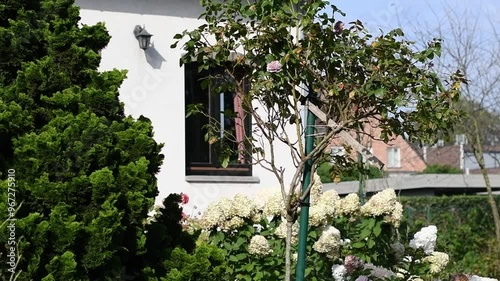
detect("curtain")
(234, 93), (246, 164)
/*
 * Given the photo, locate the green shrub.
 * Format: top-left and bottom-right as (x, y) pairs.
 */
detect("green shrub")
(422, 164), (462, 174)
(400, 195), (500, 278)
(317, 161), (384, 183)
(164, 244), (227, 281)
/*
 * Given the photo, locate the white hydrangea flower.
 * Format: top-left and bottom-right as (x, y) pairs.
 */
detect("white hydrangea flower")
(317, 190), (340, 216)
(339, 193), (360, 216)
(220, 216), (245, 232)
(309, 205), (329, 227)
(364, 263), (395, 279)
(200, 201), (224, 229)
(387, 201), (403, 227)
(248, 235), (273, 257)
(254, 189), (277, 211)
(274, 220), (299, 243)
(262, 191), (285, 217)
(409, 225), (437, 254)
(310, 173), (323, 205)
(360, 189), (403, 227)
(231, 194), (256, 219)
(470, 276), (499, 281)
(217, 197), (234, 219)
(331, 264), (347, 281)
(313, 225), (341, 255)
(360, 189), (397, 216)
(423, 251), (449, 274)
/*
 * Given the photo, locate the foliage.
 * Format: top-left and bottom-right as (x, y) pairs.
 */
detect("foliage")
(317, 161), (384, 183)
(191, 179), (448, 281)
(422, 164), (462, 174)
(173, 0), (464, 211)
(163, 244), (227, 281)
(0, 0), (210, 280)
(400, 195), (500, 278)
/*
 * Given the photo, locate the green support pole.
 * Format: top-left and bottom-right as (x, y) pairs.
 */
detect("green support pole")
(295, 105), (316, 281)
(357, 134), (365, 205)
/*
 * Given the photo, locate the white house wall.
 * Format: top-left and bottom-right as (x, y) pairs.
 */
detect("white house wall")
(76, 0), (299, 213)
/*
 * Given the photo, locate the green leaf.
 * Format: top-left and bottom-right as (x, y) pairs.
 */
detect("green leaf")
(221, 156), (229, 168)
(235, 237), (246, 248)
(373, 221), (382, 237)
(305, 267), (312, 277)
(352, 241), (365, 248)
(236, 253), (247, 260)
(367, 239), (376, 249)
(359, 228), (371, 240)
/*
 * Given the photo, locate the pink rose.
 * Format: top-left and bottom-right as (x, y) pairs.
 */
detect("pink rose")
(266, 60), (282, 73)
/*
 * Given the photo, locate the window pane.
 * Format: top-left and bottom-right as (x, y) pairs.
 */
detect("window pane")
(185, 63), (210, 163)
(387, 147), (401, 168)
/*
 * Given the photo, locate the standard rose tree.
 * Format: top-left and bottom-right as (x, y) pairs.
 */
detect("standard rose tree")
(173, 0), (464, 279)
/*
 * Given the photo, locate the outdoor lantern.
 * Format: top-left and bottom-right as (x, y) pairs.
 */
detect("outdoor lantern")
(133, 25), (153, 50)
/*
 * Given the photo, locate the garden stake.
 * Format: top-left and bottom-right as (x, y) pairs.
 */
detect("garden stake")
(295, 101), (316, 281)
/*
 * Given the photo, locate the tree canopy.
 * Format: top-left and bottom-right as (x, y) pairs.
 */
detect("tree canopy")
(173, 0), (464, 279)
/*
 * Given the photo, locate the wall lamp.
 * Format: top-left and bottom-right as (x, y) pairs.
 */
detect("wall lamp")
(133, 25), (153, 50)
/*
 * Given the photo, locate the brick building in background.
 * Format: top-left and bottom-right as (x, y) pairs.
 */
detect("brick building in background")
(329, 120), (427, 177)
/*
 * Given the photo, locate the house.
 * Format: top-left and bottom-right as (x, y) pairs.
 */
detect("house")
(329, 121), (427, 177)
(423, 140), (500, 174)
(76, 0), (299, 212)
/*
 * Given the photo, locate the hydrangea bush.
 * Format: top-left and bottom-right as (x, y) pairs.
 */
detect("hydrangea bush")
(189, 175), (456, 280)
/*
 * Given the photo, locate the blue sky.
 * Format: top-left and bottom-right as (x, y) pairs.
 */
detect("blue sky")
(328, 0), (499, 38)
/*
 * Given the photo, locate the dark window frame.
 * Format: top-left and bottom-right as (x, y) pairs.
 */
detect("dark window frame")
(184, 62), (252, 176)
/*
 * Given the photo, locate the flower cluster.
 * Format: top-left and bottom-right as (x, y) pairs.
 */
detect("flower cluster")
(310, 173), (323, 205)
(332, 264), (347, 281)
(309, 183), (341, 227)
(274, 220), (299, 244)
(360, 189), (403, 227)
(364, 263), (396, 279)
(423, 251), (449, 274)
(262, 191), (285, 217)
(248, 235), (273, 257)
(344, 255), (363, 274)
(313, 226), (341, 258)
(338, 193), (360, 216)
(409, 225), (437, 254)
(200, 195), (258, 232)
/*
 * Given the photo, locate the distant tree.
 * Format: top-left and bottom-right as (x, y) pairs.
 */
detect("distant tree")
(410, 2), (500, 250)
(0, 0), (197, 280)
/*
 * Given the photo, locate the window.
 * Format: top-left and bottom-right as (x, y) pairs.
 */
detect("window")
(184, 62), (251, 176)
(362, 147), (373, 163)
(330, 146), (346, 164)
(387, 147), (401, 168)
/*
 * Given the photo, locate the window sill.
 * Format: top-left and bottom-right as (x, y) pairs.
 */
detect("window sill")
(185, 175), (260, 184)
